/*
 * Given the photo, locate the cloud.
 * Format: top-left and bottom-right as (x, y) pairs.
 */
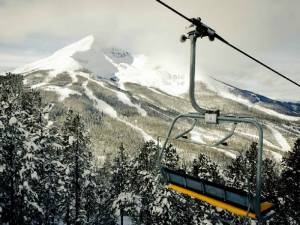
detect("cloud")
(0, 52), (43, 73)
(0, 0), (299, 100)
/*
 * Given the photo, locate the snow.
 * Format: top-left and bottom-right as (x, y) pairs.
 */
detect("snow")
(191, 127), (224, 143)
(46, 121), (53, 128)
(137, 94), (156, 104)
(0, 165), (5, 172)
(203, 76), (300, 121)
(190, 130), (206, 144)
(268, 150), (283, 161)
(117, 216), (133, 225)
(0, 120), (4, 129)
(96, 155), (106, 168)
(266, 124), (291, 152)
(24, 152), (34, 159)
(107, 54), (188, 97)
(74, 46), (133, 78)
(82, 81), (118, 118)
(237, 131), (282, 150)
(281, 124), (300, 135)
(83, 80), (153, 141)
(13, 35), (186, 97)
(23, 181), (29, 190)
(9, 116), (18, 125)
(29, 201), (43, 213)
(188, 126), (290, 159)
(178, 128), (238, 158)
(14, 35), (94, 75)
(20, 166), (26, 179)
(112, 192), (141, 215)
(68, 136), (76, 145)
(211, 146), (237, 159)
(31, 171), (39, 180)
(117, 90), (147, 116)
(218, 89), (300, 121)
(12, 35), (299, 125)
(255, 105), (300, 121)
(93, 78), (147, 116)
(119, 119), (153, 141)
(67, 71), (79, 83)
(43, 85), (82, 101)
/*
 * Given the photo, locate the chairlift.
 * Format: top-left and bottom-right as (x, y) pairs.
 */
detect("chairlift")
(152, 0), (300, 223)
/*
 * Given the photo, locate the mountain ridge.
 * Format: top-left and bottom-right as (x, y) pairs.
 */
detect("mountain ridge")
(7, 35), (300, 162)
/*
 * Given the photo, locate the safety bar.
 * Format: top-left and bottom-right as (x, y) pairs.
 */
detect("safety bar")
(173, 122), (237, 147)
(174, 119), (197, 139)
(213, 123), (237, 147)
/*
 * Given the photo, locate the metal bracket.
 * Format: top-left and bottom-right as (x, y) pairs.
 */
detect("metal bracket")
(205, 110), (220, 124)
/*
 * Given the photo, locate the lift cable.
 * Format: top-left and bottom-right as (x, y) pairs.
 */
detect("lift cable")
(215, 34), (300, 88)
(156, 0), (300, 88)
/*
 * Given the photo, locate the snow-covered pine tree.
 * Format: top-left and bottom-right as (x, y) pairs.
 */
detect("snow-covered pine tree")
(276, 139), (300, 225)
(225, 142), (280, 224)
(35, 104), (67, 225)
(192, 153), (223, 183)
(262, 158), (280, 201)
(94, 165), (115, 225)
(128, 141), (160, 225)
(0, 74), (25, 225)
(0, 74), (44, 224)
(163, 144), (179, 169)
(110, 144), (139, 223)
(154, 144), (195, 225)
(111, 144), (129, 196)
(226, 142), (258, 194)
(189, 154), (225, 224)
(129, 141), (190, 225)
(60, 110), (95, 225)
(225, 143), (260, 225)
(227, 142), (280, 198)
(81, 161), (98, 224)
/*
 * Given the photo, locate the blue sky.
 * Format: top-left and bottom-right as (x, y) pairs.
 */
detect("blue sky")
(0, 0), (299, 100)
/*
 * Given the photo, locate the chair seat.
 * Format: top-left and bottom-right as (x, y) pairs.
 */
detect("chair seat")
(161, 167), (275, 220)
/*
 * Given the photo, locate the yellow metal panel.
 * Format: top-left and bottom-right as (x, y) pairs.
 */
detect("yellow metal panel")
(260, 202), (273, 212)
(167, 184), (272, 219)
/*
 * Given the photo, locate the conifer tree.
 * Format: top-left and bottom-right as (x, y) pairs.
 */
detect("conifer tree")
(226, 142), (280, 224)
(190, 153), (225, 224)
(0, 74), (44, 225)
(110, 143), (140, 223)
(227, 142), (258, 194)
(275, 139), (300, 225)
(111, 144), (130, 196)
(192, 153), (223, 183)
(37, 114), (65, 225)
(130, 141), (191, 225)
(94, 165), (115, 225)
(61, 110), (94, 225)
(129, 141), (160, 225)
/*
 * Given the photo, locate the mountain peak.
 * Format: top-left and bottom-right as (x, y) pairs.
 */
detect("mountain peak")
(52, 35), (94, 58)
(13, 35), (135, 79)
(14, 35), (95, 74)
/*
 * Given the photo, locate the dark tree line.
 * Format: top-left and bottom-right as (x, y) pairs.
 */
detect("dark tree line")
(106, 139), (299, 225)
(0, 74), (97, 225)
(0, 73), (299, 225)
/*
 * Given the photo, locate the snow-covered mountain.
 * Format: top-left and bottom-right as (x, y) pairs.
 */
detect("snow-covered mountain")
(11, 35), (300, 163)
(13, 35), (133, 81)
(215, 79), (300, 117)
(204, 77), (300, 121)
